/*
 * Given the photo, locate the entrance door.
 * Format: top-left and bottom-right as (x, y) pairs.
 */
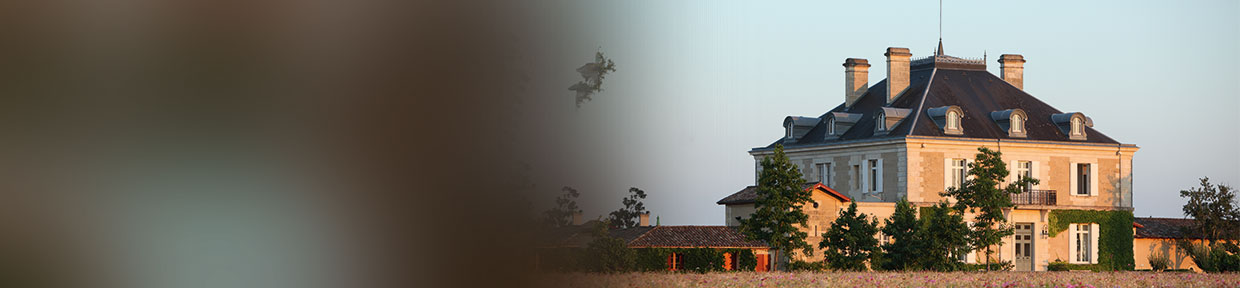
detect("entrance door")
(1014, 223), (1034, 271)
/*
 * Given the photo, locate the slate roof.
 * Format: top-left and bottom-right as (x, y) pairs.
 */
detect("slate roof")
(756, 58), (1127, 151)
(716, 182), (849, 205)
(628, 226), (767, 248)
(1134, 217), (1205, 239)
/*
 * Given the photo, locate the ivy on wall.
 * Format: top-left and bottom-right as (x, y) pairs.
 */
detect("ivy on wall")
(1047, 209), (1135, 271)
(634, 248), (757, 273)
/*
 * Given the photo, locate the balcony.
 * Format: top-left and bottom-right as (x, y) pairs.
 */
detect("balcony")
(1010, 189), (1056, 206)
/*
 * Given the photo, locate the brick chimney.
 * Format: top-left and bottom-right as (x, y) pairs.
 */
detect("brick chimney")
(884, 47), (912, 105)
(571, 210), (583, 226)
(639, 211), (650, 227)
(999, 54), (1026, 89)
(843, 58), (870, 108)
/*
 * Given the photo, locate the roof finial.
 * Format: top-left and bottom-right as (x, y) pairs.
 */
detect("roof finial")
(937, 38), (944, 56)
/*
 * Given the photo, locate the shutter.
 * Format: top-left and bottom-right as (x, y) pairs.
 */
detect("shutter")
(667, 254), (674, 270)
(1031, 161), (1040, 189)
(1090, 223), (1100, 264)
(1068, 224), (1078, 263)
(1009, 160), (1017, 184)
(1069, 162), (1079, 196)
(945, 158), (954, 191)
(1090, 163), (1099, 197)
(876, 158), (884, 193)
(966, 159), (975, 181)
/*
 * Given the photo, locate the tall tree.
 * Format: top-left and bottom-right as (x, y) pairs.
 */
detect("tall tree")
(1180, 177), (1240, 246)
(586, 219), (635, 273)
(940, 147), (1038, 270)
(737, 144), (814, 271)
(916, 202), (973, 271)
(880, 199), (921, 271)
(819, 202), (880, 271)
(608, 187), (648, 229)
(543, 186), (581, 227)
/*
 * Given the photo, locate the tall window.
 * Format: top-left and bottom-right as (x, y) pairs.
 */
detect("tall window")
(667, 253), (684, 271)
(852, 165), (861, 191)
(1070, 117), (1083, 136)
(868, 159), (880, 192)
(1015, 161), (1032, 191)
(1075, 224), (1092, 263)
(816, 163), (833, 187)
(947, 111), (960, 130)
(1077, 163), (1091, 195)
(786, 124), (793, 139)
(950, 159), (967, 189)
(1011, 114), (1024, 133)
(828, 118), (836, 135)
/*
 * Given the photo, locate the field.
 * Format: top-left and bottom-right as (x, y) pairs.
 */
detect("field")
(539, 271), (1240, 288)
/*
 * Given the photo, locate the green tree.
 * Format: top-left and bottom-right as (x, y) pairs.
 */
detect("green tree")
(737, 144), (814, 271)
(1179, 177), (1240, 246)
(916, 202), (972, 271)
(585, 219), (635, 272)
(608, 187), (648, 229)
(819, 202), (880, 271)
(879, 199), (921, 271)
(544, 186), (580, 227)
(940, 147), (1038, 270)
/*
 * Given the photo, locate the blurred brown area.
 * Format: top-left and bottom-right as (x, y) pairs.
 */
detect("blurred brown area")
(0, 1), (546, 287)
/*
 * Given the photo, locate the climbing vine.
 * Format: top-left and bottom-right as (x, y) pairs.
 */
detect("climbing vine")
(1047, 209), (1135, 271)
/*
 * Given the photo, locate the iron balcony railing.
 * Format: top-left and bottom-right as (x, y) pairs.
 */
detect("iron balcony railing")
(1010, 189), (1057, 206)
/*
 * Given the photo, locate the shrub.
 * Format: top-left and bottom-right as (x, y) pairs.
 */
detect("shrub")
(1149, 253), (1170, 272)
(963, 260), (1012, 272)
(787, 260), (827, 272)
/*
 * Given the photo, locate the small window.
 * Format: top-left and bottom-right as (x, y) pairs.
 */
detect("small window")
(1070, 117), (1083, 136)
(852, 165), (861, 191)
(868, 159), (880, 192)
(947, 111), (960, 130)
(816, 163), (833, 187)
(786, 124), (793, 139)
(1011, 114), (1024, 133)
(812, 202), (819, 208)
(667, 253), (684, 271)
(876, 112), (887, 131)
(828, 118), (836, 135)
(1076, 163), (1091, 195)
(950, 159), (967, 189)
(1015, 161), (1032, 191)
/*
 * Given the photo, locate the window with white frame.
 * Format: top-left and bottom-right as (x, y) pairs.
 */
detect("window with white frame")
(950, 159), (967, 189)
(1070, 223), (1098, 264)
(1070, 117), (1083, 136)
(786, 124), (793, 139)
(1014, 161), (1032, 191)
(947, 110), (960, 130)
(827, 118), (836, 135)
(1011, 114), (1024, 133)
(816, 163), (833, 187)
(876, 112), (887, 131)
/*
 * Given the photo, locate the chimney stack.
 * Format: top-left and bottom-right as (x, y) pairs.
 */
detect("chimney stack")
(999, 54), (1026, 89)
(639, 211), (650, 227)
(571, 210), (583, 226)
(843, 58), (870, 108)
(884, 47), (912, 105)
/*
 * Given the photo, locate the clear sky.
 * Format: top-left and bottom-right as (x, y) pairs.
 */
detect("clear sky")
(533, 0), (1239, 225)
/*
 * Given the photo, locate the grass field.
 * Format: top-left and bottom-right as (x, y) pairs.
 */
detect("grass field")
(539, 271), (1240, 287)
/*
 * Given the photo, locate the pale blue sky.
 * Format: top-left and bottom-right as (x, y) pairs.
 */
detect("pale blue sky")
(533, 0), (1239, 225)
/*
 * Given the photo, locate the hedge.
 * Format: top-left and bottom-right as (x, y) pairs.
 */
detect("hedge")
(541, 247), (757, 273)
(1047, 209), (1135, 271)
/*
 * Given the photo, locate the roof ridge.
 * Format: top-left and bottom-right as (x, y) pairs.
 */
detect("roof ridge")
(906, 68), (938, 136)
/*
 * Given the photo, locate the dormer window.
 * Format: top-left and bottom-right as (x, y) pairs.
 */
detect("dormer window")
(828, 118), (836, 135)
(928, 106), (965, 136)
(990, 109), (1027, 138)
(1050, 112), (1088, 141)
(786, 124), (793, 139)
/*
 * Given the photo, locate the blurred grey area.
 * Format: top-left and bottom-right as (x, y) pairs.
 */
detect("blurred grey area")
(0, 1), (548, 287)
